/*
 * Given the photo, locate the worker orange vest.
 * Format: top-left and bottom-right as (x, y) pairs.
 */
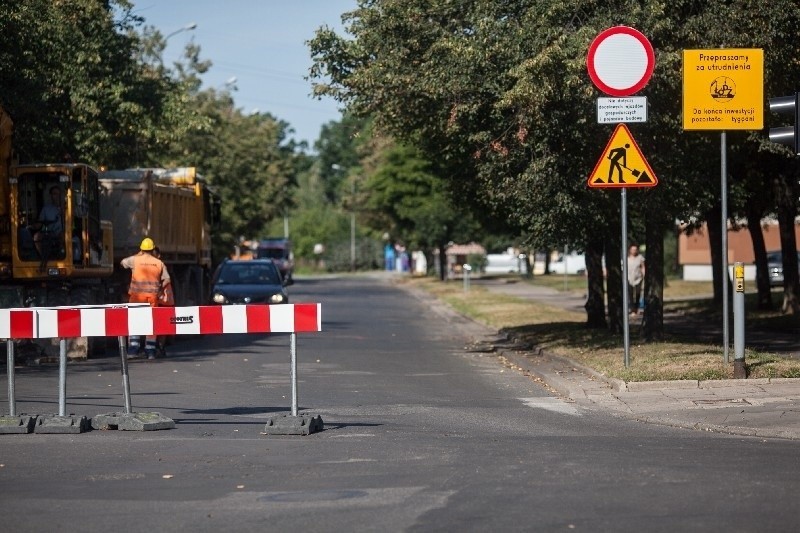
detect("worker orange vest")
(128, 253), (165, 296)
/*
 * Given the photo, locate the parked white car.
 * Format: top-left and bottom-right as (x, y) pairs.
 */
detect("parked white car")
(548, 252), (586, 275)
(484, 252), (527, 275)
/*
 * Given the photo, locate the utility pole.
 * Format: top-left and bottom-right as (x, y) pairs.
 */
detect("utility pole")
(350, 177), (356, 272)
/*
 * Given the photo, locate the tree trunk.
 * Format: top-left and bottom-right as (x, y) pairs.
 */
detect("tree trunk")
(584, 237), (606, 329)
(745, 202), (773, 310)
(605, 234), (623, 334)
(705, 202), (729, 305)
(773, 174), (800, 314)
(524, 248), (533, 279)
(438, 244), (447, 281)
(642, 215), (664, 341)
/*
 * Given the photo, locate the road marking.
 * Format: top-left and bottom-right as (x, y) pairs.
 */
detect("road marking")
(519, 397), (582, 416)
(319, 458), (378, 463)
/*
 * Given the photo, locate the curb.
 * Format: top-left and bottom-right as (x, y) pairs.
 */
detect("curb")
(501, 328), (800, 392)
(396, 277), (800, 440)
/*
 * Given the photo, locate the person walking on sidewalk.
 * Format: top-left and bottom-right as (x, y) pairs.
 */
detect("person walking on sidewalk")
(627, 244), (645, 314)
(121, 237), (170, 359)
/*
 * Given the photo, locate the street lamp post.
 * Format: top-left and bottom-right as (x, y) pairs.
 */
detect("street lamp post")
(165, 22), (197, 41)
(350, 177), (356, 272)
(331, 164), (356, 272)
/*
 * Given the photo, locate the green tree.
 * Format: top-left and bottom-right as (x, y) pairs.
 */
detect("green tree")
(314, 113), (367, 203)
(310, 0), (800, 334)
(361, 139), (481, 277)
(165, 89), (301, 262)
(0, 0), (198, 166)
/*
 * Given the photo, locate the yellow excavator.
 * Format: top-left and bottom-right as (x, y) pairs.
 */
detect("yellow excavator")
(0, 105), (114, 359)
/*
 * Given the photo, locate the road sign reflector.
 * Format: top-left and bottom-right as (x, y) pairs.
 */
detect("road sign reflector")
(588, 124), (658, 188)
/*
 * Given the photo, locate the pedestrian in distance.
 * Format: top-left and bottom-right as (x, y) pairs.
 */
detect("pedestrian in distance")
(121, 237), (171, 359)
(627, 244), (645, 315)
(384, 242), (395, 271)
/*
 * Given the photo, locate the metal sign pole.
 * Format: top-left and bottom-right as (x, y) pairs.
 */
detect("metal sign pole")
(622, 189), (630, 368)
(6, 340), (15, 417)
(733, 262), (746, 378)
(721, 132), (730, 363)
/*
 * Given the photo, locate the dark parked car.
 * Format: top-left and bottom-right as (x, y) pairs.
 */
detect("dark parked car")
(209, 259), (289, 305)
(766, 250), (800, 287)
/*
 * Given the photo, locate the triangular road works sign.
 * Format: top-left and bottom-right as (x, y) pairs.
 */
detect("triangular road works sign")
(588, 123), (658, 188)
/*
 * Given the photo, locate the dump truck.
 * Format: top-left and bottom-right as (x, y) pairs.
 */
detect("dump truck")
(99, 167), (220, 307)
(0, 105), (115, 359)
(253, 237), (294, 283)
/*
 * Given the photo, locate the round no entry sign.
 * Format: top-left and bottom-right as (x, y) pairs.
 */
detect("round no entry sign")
(587, 26), (654, 97)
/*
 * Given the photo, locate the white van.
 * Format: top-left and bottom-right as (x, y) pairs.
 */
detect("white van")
(548, 252), (586, 275)
(484, 250), (527, 275)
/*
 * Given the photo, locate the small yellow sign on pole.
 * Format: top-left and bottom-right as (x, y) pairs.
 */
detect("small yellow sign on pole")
(682, 49), (763, 130)
(734, 263), (745, 293)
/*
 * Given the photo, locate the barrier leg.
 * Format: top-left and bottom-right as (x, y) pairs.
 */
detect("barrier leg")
(58, 338), (66, 416)
(0, 340), (36, 433)
(118, 336), (133, 414)
(35, 338), (89, 434)
(90, 337), (175, 432)
(263, 333), (323, 436)
(291, 332), (298, 417)
(7, 340), (15, 417)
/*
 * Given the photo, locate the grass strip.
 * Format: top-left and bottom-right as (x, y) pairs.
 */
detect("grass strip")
(404, 276), (800, 381)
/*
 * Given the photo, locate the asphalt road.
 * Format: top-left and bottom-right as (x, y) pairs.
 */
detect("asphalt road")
(1, 275), (799, 532)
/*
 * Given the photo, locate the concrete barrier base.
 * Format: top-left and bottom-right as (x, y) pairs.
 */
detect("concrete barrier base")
(34, 414), (89, 434)
(0, 415), (37, 434)
(263, 414), (323, 436)
(92, 412), (175, 431)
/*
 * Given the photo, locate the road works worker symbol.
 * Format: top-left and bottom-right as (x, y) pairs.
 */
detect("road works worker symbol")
(588, 123), (658, 188)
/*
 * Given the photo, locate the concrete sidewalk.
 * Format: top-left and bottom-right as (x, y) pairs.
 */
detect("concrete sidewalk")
(399, 274), (800, 441)
(501, 346), (800, 440)
(474, 277), (800, 440)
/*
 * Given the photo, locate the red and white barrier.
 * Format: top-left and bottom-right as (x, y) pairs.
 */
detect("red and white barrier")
(0, 303), (321, 339)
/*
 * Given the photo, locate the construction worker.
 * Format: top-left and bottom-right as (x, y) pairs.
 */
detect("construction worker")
(121, 237), (170, 359)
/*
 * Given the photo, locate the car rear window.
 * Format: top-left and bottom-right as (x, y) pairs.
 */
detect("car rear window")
(220, 264), (280, 284)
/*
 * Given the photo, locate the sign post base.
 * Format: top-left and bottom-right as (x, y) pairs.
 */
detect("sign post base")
(92, 412), (175, 431)
(0, 414), (37, 434)
(262, 414), (323, 436)
(34, 414), (89, 434)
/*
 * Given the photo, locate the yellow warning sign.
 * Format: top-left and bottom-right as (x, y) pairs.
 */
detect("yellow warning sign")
(588, 124), (658, 188)
(682, 49), (763, 130)
(734, 263), (745, 293)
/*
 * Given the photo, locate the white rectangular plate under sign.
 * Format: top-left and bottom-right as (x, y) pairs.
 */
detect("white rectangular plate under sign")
(597, 96), (647, 124)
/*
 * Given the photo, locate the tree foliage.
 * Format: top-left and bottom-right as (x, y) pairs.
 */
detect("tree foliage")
(310, 0), (800, 324)
(0, 1), (308, 265)
(0, 0), (201, 166)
